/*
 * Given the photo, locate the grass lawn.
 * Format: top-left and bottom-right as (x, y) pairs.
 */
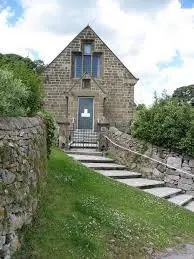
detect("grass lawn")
(15, 148), (194, 258)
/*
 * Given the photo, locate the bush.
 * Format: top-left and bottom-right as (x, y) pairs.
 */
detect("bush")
(132, 95), (194, 156)
(2, 61), (43, 116)
(40, 110), (56, 157)
(0, 69), (29, 116)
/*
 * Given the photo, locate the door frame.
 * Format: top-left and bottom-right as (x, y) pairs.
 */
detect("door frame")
(77, 96), (94, 130)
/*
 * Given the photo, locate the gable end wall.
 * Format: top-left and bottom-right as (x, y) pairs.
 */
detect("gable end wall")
(43, 26), (137, 133)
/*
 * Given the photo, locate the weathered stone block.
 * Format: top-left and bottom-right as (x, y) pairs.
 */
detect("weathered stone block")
(178, 182), (194, 191)
(164, 175), (179, 183)
(153, 168), (163, 178)
(1, 169), (16, 184)
(167, 156), (182, 169)
(0, 235), (5, 250)
(0, 207), (4, 221)
(178, 178), (194, 185)
(157, 164), (166, 173)
(189, 159), (194, 168)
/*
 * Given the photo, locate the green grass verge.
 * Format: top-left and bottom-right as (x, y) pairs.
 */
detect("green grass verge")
(15, 148), (194, 258)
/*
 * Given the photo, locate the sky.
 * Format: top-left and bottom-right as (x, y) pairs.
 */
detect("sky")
(0, 0), (194, 104)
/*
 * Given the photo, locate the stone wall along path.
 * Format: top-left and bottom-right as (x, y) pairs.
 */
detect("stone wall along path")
(0, 116), (47, 258)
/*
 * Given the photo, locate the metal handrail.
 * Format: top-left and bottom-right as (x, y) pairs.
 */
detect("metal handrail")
(104, 134), (193, 177)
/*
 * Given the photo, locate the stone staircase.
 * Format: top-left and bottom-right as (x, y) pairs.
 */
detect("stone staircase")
(65, 148), (194, 212)
(69, 130), (98, 148)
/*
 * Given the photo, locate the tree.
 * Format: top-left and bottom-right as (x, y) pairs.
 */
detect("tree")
(136, 104), (146, 111)
(172, 85), (194, 103)
(0, 53), (45, 74)
(33, 59), (46, 74)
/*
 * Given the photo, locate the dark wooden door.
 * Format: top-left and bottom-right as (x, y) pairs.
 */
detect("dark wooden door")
(78, 97), (93, 129)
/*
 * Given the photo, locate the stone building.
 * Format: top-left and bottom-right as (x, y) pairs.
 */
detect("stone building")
(43, 25), (138, 146)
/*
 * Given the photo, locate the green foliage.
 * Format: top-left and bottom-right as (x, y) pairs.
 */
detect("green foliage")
(172, 84), (194, 102)
(40, 110), (56, 157)
(0, 53), (45, 74)
(33, 59), (46, 74)
(0, 53), (44, 115)
(136, 103), (146, 111)
(0, 69), (29, 116)
(132, 95), (194, 156)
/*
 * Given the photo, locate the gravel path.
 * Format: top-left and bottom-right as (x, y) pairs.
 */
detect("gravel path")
(154, 244), (194, 259)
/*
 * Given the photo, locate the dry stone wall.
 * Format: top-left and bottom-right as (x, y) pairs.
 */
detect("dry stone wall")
(100, 127), (194, 194)
(0, 116), (47, 258)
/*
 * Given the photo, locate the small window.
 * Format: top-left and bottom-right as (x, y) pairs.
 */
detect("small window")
(82, 79), (91, 89)
(84, 43), (92, 55)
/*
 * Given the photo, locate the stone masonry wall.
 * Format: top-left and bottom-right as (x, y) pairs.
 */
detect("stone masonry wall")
(43, 26), (138, 134)
(100, 127), (194, 195)
(0, 116), (47, 258)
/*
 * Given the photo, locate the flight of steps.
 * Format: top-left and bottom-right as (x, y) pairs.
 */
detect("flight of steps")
(69, 130), (98, 148)
(65, 148), (194, 212)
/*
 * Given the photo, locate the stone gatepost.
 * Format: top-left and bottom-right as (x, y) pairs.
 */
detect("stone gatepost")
(97, 121), (110, 151)
(58, 122), (70, 149)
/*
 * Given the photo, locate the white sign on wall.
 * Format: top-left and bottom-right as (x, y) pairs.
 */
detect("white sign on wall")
(81, 108), (90, 118)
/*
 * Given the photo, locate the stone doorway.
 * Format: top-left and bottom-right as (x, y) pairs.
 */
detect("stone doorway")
(78, 97), (94, 130)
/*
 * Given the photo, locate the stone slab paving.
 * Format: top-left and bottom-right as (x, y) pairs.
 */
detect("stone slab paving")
(96, 170), (142, 178)
(65, 148), (194, 212)
(185, 201), (194, 212)
(144, 187), (182, 198)
(168, 194), (193, 206)
(82, 162), (126, 170)
(116, 178), (165, 189)
(67, 154), (114, 163)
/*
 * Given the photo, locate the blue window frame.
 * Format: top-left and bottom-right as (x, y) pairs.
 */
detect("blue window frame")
(74, 54), (82, 78)
(92, 54), (101, 77)
(83, 55), (91, 74)
(73, 44), (101, 78)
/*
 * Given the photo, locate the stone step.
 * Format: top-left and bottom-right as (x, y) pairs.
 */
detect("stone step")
(72, 134), (98, 137)
(66, 149), (103, 156)
(144, 187), (182, 198)
(71, 139), (98, 142)
(67, 154), (114, 163)
(116, 178), (164, 189)
(72, 133), (98, 138)
(70, 143), (98, 148)
(168, 194), (193, 206)
(96, 170), (142, 179)
(72, 133), (98, 137)
(72, 138), (98, 141)
(83, 162), (126, 170)
(74, 129), (97, 132)
(185, 201), (194, 212)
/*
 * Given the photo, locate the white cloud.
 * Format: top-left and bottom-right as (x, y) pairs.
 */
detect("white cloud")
(96, 0), (194, 103)
(0, 0), (194, 104)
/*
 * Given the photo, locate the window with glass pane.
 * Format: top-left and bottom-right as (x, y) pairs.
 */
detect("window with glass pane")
(74, 54), (82, 78)
(83, 55), (91, 74)
(92, 54), (101, 77)
(84, 43), (92, 55)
